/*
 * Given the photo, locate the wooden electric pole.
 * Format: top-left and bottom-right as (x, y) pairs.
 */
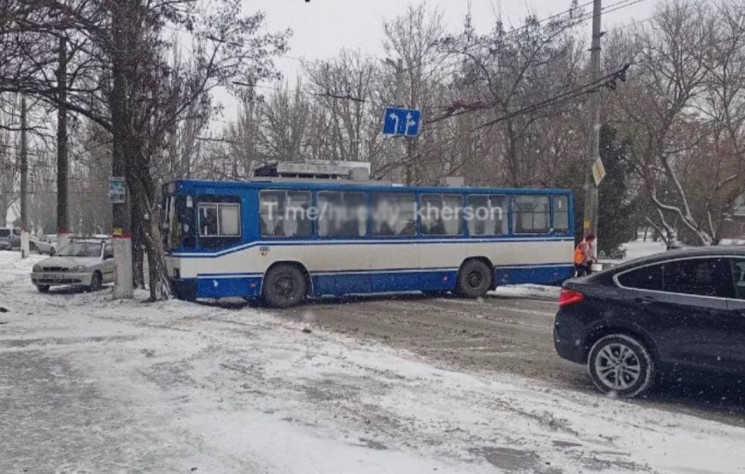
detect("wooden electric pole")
(110, 2), (133, 299)
(582, 0), (602, 257)
(57, 37), (69, 241)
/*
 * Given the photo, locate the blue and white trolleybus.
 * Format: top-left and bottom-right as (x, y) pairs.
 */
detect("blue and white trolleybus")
(162, 163), (575, 307)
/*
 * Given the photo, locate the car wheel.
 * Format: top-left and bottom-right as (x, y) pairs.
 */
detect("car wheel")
(36, 285), (50, 293)
(87, 271), (103, 292)
(456, 260), (492, 298)
(588, 334), (656, 398)
(262, 264), (307, 308)
(29, 243), (38, 253)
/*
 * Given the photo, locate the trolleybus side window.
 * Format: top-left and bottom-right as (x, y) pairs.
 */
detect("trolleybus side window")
(552, 195), (570, 233)
(371, 193), (416, 237)
(260, 190), (312, 238)
(199, 202), (241, 237)
(317, 191), (367, 238)
(421, 194), (464, 236)
(513, 195), (550, 234)
(467, 195), (507, 236)
(199, 203), (218, 236)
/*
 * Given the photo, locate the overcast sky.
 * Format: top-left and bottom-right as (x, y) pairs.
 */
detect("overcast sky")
(249, 0), (657, 81)
(200, 0), (659, 127)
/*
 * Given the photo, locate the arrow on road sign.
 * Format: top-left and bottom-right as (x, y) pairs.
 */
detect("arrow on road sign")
(389, 113), (400, 135)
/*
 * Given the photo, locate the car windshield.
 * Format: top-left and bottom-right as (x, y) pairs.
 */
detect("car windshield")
(56, 242), (101, 257)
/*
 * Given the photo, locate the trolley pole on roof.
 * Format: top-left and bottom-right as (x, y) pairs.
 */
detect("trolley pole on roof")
(582, 0), (603, 258)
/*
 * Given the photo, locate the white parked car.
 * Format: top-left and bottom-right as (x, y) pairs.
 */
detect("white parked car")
(31, 239), (115, 293)
(32, 234), (58, 255)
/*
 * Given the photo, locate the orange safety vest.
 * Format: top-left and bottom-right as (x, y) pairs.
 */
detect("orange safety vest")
(574, 241), (590, 265)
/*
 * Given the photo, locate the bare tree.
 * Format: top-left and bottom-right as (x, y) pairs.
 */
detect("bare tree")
(613, 0), (744, 245)
(437, 2), (588, 187)
(305, 51), (384, 165)
(260, 81), (309, 162)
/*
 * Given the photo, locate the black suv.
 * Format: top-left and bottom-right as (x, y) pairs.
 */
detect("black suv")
(554, 247), (745, 398)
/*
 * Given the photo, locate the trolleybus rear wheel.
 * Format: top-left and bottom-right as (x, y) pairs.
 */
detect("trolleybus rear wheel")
(457, 260), (492, 298)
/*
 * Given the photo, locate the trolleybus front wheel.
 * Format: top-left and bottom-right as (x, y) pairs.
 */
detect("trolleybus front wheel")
(262, 264), (308, 308)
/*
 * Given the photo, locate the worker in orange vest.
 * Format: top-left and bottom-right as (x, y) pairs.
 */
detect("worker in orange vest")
(574, 233), (597, 277)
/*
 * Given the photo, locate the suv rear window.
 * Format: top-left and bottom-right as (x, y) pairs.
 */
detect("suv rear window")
(617, 264), (663, 291)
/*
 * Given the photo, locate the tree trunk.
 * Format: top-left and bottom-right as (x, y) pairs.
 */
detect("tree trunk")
(131, 201), (145, 289)
(126, 140), (171, 300)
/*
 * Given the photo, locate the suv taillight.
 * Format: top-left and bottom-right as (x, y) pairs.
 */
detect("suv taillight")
(559, 288), (584, 307)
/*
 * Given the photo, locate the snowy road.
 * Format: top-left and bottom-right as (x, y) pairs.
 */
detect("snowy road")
(272, 290), (745, 429)
(2, 251), (745, 473)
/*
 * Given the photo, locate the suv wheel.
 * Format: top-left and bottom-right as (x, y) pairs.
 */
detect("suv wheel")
(588, 334), (655, 398)
(36, 285), (50, 293)
(262, 264), (307, 308)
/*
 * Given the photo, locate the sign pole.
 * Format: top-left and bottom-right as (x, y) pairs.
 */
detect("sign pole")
(109, 176), (133, 299)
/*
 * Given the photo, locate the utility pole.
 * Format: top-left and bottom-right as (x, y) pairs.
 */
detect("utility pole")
(56, 37), (70, 248)
(19, 96), (29, 258)
(384, 58), (412, 184)
(582, 0), (602, 258)
(111, 2), (133, 299)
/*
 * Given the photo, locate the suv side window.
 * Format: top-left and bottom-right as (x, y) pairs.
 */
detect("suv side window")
(733, 259), (745, 300)
(663, 258), (735, 299)
(617, 264), (663, 291)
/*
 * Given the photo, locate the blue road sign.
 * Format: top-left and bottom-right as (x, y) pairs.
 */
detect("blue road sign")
(108, 177), (126, 204)
(383, 107), (422, 137)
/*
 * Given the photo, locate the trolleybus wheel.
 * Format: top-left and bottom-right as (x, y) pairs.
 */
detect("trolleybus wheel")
(457, 260), (492, 298)
(262, 264), (307, 308)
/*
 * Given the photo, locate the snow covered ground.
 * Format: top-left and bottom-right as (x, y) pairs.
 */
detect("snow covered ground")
(2, 250), (744, 473)
(494, 284), (561, 300)
(620, 240), (668, 261)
